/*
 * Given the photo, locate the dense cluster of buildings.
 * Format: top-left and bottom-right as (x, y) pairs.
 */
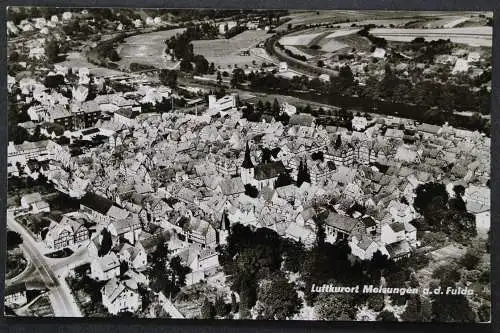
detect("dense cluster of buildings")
(6, 9), (491, 318)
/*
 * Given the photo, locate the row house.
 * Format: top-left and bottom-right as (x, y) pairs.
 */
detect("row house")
(324, 212), (364, 243)
(8, 140), (51, 167)
(178, 218), (217, 248)
(324, 146), (355, 167)
(44, 215), (90, 250)
(108, 216), (143, 245)
(207, 154), (239, 177)
(80, 192), (129, 225)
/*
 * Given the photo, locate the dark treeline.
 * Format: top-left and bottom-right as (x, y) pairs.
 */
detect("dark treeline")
(230, 67), (490, 134)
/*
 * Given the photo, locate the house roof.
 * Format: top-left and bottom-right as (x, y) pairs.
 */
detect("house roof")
(362, 216), (377, 228)
(254, 161), (287, 181)
(285, 223), (315, 242)
(21, 192), (42, 204)
(107, 205), (130, 220)
(386, 240), (411, 258)
(81, 192), (114, 215)
(102, 277), (138, 304)
(220, 178), (245, 196)
(390, 222), (405, 233)
(324, 212), (360, 233)
(357, 236), (376, 250)
(417, 123), (441, 134)
(97, 253), (120, 272)
(112, 216), (141, 235)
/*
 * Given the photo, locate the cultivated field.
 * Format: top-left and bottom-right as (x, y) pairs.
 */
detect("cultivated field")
(324, 29), (361, 39)
(371, 26), (493, 47)
(422, 16), (470, 28)
(280, 32), (324, 46)
(319, 39), (349, 52)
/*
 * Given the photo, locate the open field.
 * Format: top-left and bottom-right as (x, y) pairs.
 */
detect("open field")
(277, 11), (488, 31)
(280, 32), (324, 46)
(192, 30), (269, 68)
(371, 26), (492, 47)
(324, 28), (361, 39)
(58, 52), (123, 77)
(424, 16), (470, 28)
(335, 18), (421, 28)
(192, 30), (268, 57)
(116, 28), (186, 69)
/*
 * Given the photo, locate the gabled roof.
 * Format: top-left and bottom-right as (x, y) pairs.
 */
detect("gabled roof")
(220, 178), (245, 196)
(102, 277), (138, 304)
(325, 212), (360, 233)
(254, 161), (287, 181)
(81, 192), (113, 215)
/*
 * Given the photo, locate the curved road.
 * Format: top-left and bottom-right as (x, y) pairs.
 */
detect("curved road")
(7, 212), (82, 317)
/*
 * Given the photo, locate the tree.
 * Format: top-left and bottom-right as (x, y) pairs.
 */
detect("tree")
(275, 172), (293, 188)
(193, 55), (209, 74)
(9, 126), (30, 145)
(244, 184), (259, 198)
(339, 65), (354, 88)
(431, 293), (475, 322)
(169, 255), (191, 288)
(478, 303), (491, 322)
(230, 68), (245, 88)
(7, 230), (23, 251)
(255, 275), (302, 320)
(317, 60), (325, 67)
(334, 134), (342, 149)
(201, 297), (215, 319)
(216, 71), (222, 85)
(413, 182), (449, 221)
(315, 293), (357, 320)
(311, 151), (324, 161)
(272, 98), (280, 116)
(98, 228), (112, 257)
(367, 294), (385, 312)
(377, 310), (398, 321)
(159, 69), (178, 88)
(256, 100), (264, 113)
(296, 159), (311, 187)
(460, 248), (481, 270)
(45, 39), (60, 63)
(214, 296), (229, 317)
(401, 295), (432, 322)
(180, 59), (193, 72)
(231, 293), (238, 313)
(280, 239), (306, 273)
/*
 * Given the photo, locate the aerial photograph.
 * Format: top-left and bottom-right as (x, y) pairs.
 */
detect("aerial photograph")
(5, 8), (492, 322)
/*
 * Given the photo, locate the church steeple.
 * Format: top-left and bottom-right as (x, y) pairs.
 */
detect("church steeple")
(241, 141), (254, 169)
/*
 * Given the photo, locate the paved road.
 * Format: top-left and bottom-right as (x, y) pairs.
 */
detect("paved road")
(7, 212), (83, 317)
